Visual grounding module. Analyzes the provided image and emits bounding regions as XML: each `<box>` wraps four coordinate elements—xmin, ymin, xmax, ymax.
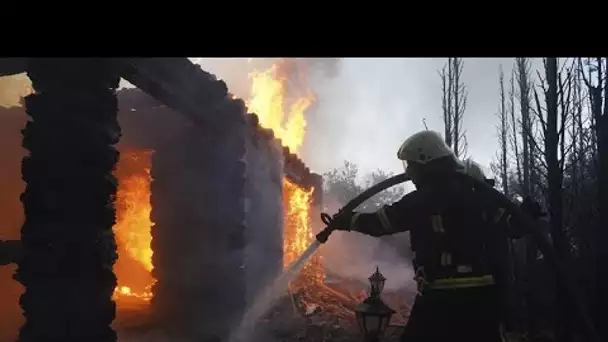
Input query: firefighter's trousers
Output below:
<box><xmin>401</xmin><ymin>285</ymin><xmax>504</xmax><ymax>342</ymax></box>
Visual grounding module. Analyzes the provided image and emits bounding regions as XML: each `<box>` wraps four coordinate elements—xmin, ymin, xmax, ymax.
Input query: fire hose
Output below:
<box><xmin>315</xmin><ymin>172</ymin><xmax>599</xmax><ymax>342</ymax></box>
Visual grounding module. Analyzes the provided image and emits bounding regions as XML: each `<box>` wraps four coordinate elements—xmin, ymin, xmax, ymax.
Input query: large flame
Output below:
<box><xmin>247</xmin><ymin>59</ymin><xmax>314</xmax><ymax>153</ymax></box>
<box><xmin>282</xmin><ymin>179</ymin><xmax>313</xmax><ymax>268</ymax></box>
<box><xmin>283</xmin><ymin>179</ymin><xmax>323</xmax><ymax>288</ymax></box>
<box><xmin>112</xmin><ymin>150</ymin><xmax>156</xmax><ymax>305</ymax></box>
<box><xmin>247</xmin><ymin>59</ymin><xmax>322</xmax><ymax>289</ymax></box>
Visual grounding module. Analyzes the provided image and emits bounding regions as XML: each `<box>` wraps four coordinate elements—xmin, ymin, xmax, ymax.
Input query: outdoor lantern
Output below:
<box><xmin>369</xmin><ymin>266</ymin><xmax>386</xmax><ymax>296</ymax></box>
<box><xmin>355</xmin><ymin>267</ymin><xmax>396</xmax><ymax>342</ymax></box>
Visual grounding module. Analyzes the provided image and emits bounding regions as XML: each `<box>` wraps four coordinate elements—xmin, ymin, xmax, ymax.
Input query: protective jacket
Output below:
<box><xmin>332</xmin><ymin>130</ymin><xmax>535</xmax><ymax>341</ymax></box>
<box><xmin>339</xmin><ymin>172</ymin><xmax>525</xmax><ymax>341</ymax></box>
<box><xmin>347</xmin><ymin>173</ymin><xmax>521</xmax><ymax>292</ymax></box>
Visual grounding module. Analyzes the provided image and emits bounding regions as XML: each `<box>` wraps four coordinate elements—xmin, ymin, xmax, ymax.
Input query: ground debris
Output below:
<box><xmin>250</xmin><ymin>280</ymin><xmax>411</xmax><ymax>342</ymax></box>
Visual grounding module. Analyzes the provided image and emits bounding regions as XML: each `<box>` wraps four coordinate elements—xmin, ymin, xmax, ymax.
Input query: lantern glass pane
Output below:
<box><xmin>381</xmin><ymin>314</ymin><xmax>392</xmax><ymax>334</ymax></box>
<box><xmin>365</xmin><ymin>315</ymin><xmax>381</xmax><ymax>335</ymax></box>
<box><xmin>356</xmin><ymin>311</ymin><xmax>366</xmax><ymax>335</ymax></box>
<box><xmin>370</xmin><ymin>279</ymin><xmax>386</xmax><ymax>295</ymax></box>
<box><xmin>377</xmin><ymin>280</ymin><xmax>385</xmax><ymax>294</ymax></box>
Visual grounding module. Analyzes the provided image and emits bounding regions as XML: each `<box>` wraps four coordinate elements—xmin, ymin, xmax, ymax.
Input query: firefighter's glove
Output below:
<box><xmin>330</xmin><ymin>211</ymin><xmax>355</xmax><ymax>231</ymax></box>
<box><xmin>520</xmin><ymin>196</ymin><xmax>547</xmax><ymax>220</ymax></box>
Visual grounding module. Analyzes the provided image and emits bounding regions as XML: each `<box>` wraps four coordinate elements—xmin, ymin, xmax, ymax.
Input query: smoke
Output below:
<box><xmin>323</xmin><ymin>231</ymin><xmax>415</xmax><ymax>291</ymax></box>
<box><xmin>320</xmin><ymin>195</ymin><xmax>416</xmax><ymax>292</ymax></box>
<box><xmin>0</xmin><ymin>74</ymin><xmax>32</xmax><ymax>108</ymax></box>
<box><xmin>191</xmin><ymin>58</ymin><xmax>342</xmax><ymax>102</ymax></box>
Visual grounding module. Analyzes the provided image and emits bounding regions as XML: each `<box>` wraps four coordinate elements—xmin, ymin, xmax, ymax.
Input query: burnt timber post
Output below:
<box><xmin>16</xmin><ymin>59</ymin><xmax>121</xmax><ymax>342</ymax></box>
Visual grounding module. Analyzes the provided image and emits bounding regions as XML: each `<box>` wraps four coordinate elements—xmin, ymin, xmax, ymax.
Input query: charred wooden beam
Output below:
<box><xmin>118</xmin><ymin>58</ymin><xmax>234</xmax><ymax>134</ymax></box>
<box><xmin>16</xmin><ymin>58</ymin><xmax>121</xmax><ymax>342</ymax></box>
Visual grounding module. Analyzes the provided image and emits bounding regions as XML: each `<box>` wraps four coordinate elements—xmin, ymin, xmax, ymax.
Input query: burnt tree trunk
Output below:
<box><xmin>498</xmin><ymin>65</ymin><xmax>509</xmax><ymax>196</ymax></box>
<box><xmin>453</xmin><ymin>58</ymin><xmax>461</xmax><ymax>157</ymax></box>
<box><xmin>596</xmin><ymin>98</ymin><xmax>608</xmax><ymax>340</ymax></box>
<box><xmin>592</xmin><ymin>58</ymin><xmax>608</xmax><ymax>341</ymax></box>
<box><xmin>509</xmin><ymin>71</ymin><xmax>523</xmax><ymax>189</ymax></box>
<box><xmin>545</xmin><ymin>58</ymin><xmax>571</xmax><ymax>341</ymax></box>
<box><xmin>440</xmin><ymin>60</ymin><xmax>453</xmax><ymax>149</ymax></box>
<box><xmin>516</xmin><ymin>58</ymin><xmax>532</xmax><ymax>197</ymax></box>
<box><xmin>16</xmin><ymin>59</ymin><xmax>121</xmax><ymax>342</ymax></box>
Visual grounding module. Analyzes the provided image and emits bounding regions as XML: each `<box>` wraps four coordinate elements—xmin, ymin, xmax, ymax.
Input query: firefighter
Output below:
<box><xmin>330</xmin><ymin>130</ymin><xmax>526</xmax><ymax>342</ymax></box>
<box><xmin>461</xmin><ymin>157</ymin><xmax>526</xmax><ymax>333</ymax></box>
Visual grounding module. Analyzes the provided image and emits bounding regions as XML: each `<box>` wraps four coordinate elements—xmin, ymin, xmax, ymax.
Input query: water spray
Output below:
<box><xmin>229</xmin><ymin>173</ymin><xmax>410</xmax><ymax>342</ymax></box>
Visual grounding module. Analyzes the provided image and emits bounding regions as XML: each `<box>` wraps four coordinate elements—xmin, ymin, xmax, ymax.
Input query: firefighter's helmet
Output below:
<box><xmin>397</xmin><ymin>130</ymin><xmax>455</xmax><ymax>165</ymax></box>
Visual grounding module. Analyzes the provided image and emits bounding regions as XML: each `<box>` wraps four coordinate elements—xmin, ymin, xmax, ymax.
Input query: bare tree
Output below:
<box><xmin>541</xmin><ymin>58</ymin><xmax>568</xmax><ymax>256</ymax></box>
<box><xmin>530</xmin><ymin>57</ymin><xmax>577</xmax><ymax>342</ymax></box>
<box><xmin>509</xmin><ymin>68</ymin><xmax>523</xmax><ymax>190</ymax></box>
<box><xmin>452</xmin><ymin>58</ymin><xmax>468</xmax><ymax>158</ymax></box>
<box><xmin>493</xmin><ymin>65</ymin><xmax>510</xmax><ymax>196</ymax></box>
<box><xmin>579</xmin><ymin>57</ymin><xmax>608</xmax><ymax>341</ymax></box>
<box><xmin>440</xmin><ymin>60</ymin><xmax>454</xmax><ymax>148</ymax></box>
<box><xmin>516</xmin><ymin>58</ymin><xmax>533</xmax><ymax>197</ymax></box>
<box><xmin>496</xmin><ymin>58</ymin><xmax>603</xmax><ymax>341</ymax></box>
<box><xmin>439</xmin><ymin>58</ymin><xmax>468</xmax><ymax>158</ymax></box>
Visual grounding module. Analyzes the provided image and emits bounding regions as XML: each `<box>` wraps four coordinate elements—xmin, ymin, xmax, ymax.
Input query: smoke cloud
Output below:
<box><xmin>320</xmin><ymin>194</ymin><xmax>416</xmax><ymax>292</ymax></box>
<box><xmin>191</xmin><ymin>58</ymin><xmax>342</xmax><ymax>103</ymax></box>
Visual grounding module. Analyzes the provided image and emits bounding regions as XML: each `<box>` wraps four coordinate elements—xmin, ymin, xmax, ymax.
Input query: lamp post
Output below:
<box><xmin>355</xmin><ymin>267</ymin><xmax>396</xmax><ymax>342</ymax></box>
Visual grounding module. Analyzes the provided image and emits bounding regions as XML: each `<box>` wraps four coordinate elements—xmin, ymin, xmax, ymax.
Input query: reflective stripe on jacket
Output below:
<box><xmin>429</xmin><ymin>274</ymin><xmax>495</xmax><ymax>290</ymax></box>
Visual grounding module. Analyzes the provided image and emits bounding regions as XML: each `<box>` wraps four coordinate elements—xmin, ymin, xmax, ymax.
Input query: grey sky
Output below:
<box><xmin>193</xmin><ymin>58</ymin><xmax>527</xmax><ymax>178</ymax></box>
<box><xmin>0</xmin><ymin>58</ymin><xmax>540</xmax><ymax>179</ymax></box>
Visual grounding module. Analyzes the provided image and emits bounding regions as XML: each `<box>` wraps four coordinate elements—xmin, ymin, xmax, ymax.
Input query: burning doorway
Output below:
<box><xmin>0</xmin><ymin>59</ymin><xmax>327</xmax><ymax>339</ymax></box>
<box><xmin>112</xmin><ymin>77</ymin><xmax>325</xmax><ymax>339</ymax></box>
<box><xmin>282</xmin><ymin>178</ymin><xmax>323</xmax><ymax>290</ymax></box>
<box><xmin>112</xmin><ymin>149</ymin><xmax>156</xmax><ymax>307</ymax></box>
<box><xmin>0</xmin><ymin>59</ymin><xmax>329</xmax><ymax>341</ymax></box>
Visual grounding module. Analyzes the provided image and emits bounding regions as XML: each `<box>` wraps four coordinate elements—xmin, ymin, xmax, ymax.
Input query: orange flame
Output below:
<box><xmin>247</xmin><ymin>60</ymin><xmax>314</xmax><ymax>154</ymax></box>
<box><xmin>283</xmin><ymin>179</ymin><xmax>323</xmax><ymax>288</ymax></box>
<box><xmin>112</xmin><ymin>150</ymin><xmax>156</xmax><ymax>304</ymax></box>
<box><xmin>282</xmin><ymin>179</ymin><xmax>314</xmax><ymax>268</ymax></box>
<box><xmin>248</xmin><ymin>59</ymin><xmax>322</xmax><ymax>289</ymax></box>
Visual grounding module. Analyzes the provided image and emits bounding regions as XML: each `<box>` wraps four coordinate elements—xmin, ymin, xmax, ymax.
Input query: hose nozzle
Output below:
<box><xmin>315</xmin><ymin>227</ymin><xmax>334</xmax><ymax>244</ymax></box>
<box><xmin>315</xmin><ymin>213</ymin><xmax>335</xmax><ymax>244</ymax></box>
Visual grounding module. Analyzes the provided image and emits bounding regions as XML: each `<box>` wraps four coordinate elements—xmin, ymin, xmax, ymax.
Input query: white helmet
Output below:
<box><xmin>397</xmin><ymin>130</ymin><xmax>455</xmax><ymax>169</ymax></box>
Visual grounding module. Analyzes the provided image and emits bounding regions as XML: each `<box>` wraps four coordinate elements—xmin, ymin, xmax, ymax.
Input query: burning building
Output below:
<box><xmin>0</xmin><ymin>59</ymin><xmax>325</xmax><ymax>341</ymax></box>
<box><xmin>113</xmin><ymin>60</ymin><xmax>325</xmax><ymax>339</ymax></box>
